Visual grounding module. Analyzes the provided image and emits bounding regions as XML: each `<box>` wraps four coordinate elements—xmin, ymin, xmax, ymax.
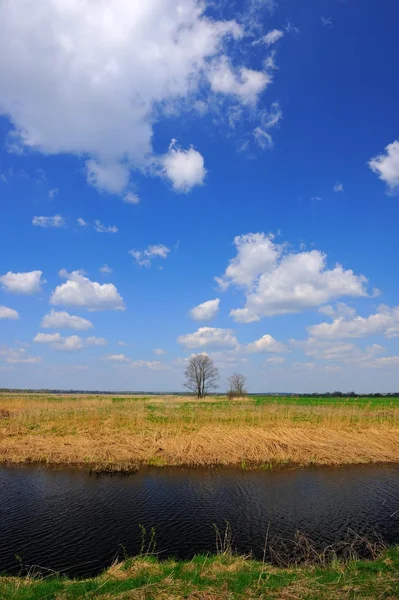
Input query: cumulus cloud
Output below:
<box><xmin>178</xmin><ymin>327</ymin><xmax>238</xmax><ymax>349</ymax></box>
<box><xmin>216</xmin><ymin>233</ymin><xmax>368</xmax><ymax>320</ymax></box>
<box><xmin>308</xmin><ymin>304</ymin><xmax>399</xmax><ymax>340</ymax></box>
<box><xmin>265</xmin><ymin>356</ymin><xmax>285</xmax><ymax>365</ymax></box>
<box><xmin>262</xmin><ymin>29</ymin><xmax>284</xmax><ymax>46</ymax></box>
<box><xmin>77</xmin><ymin>218</ymin><xmax>88</xmax><ymax>227</ymax></box>
<box><xmin>99</xmin><ymin>264</ymin><xmax>113</xmax><ymax>275</ymax></box>
<box><xmin>245</xmin><ymin>334</ymin><xmax>286</xmax><ymax>353</ymax></box>
<box><xmin>94</xmin><ymin>220</ymin><xmax>118</xmax><ymax>233</ymax></box>
<box><xmin>292</xmin><ymin>335</ymin><xmax>399</xmax><ymax>370</ymax></box>
<box><xmin>123</xmin><ymin>192</ymin><xmax>140</xmax><ymax>205</ymax></box>
<box><xmin>190</xmin><ymin>298</ymin><xmax>220</xmax><ymax>321</ymax></box>
<box><xmin>129</xmin><ymin>244</ymin><xmax>170</xmax><ymax>267</ymax></box>
<box><xmin>86</xmin><ymin>336</ymin><xmax>107</xmax><ymax>346</ymax></box>
<box><xmin>0</xmin><ymin>346</ymin><xmax>41</xmax><ymax>364</ymax></box>
<box><xmin>0</xmin><ymin>270</ymin><xmax>45</xmax><ymax>294</ymax></box>
<box><xmin>86</xmin><ymin>160</ymin><xmax>130</xmax><ymax>195</ymax></box>
<box><xmin>130</xmin><ymin>360</ymin><xmax>169</xmax><ymax>370</ymax></box>
<box><xmin>318</xmin><ymin>303</ymin><xmax>357</xmax><ymax>319</ymax></box>
<box><xmin>162</xmin><ymin>140</ymin><xmax>206</xmax><ymax>192</ymax></box>
<box><xmin>0</xmin><ymin>0</ymin><xmax>270</xmax><ymax>195</ymax></box>
<box><xmin>369</xmin><ymin>140</ymin><xmax>399</xmax><ymax>193</ymax></box>
<box><xmin>369</xmin><ymin>356</ymin><xmax>399</xmax><ymax>368</ymax></box>
<box><xmin>34</xmin><ymin>332</ymin><xmax>106</xmax><ymax>351</ymax></box>
<box><xmin>0</xmin><ymin>305</ymin><xmax>19</xmax><ymax>320</ymax></box>
<box><xmin>50</xmin><ymin>270</ymin><xmax>125</xmax><ymax>311</ymax></box>
<box><xmin>102</xmin><ymin>353</ymin><xmax>130</xmax><ymax>362</ymax></box>
<box><xmin>32</xmin><ymin>215</ymin><xmax>66</xmax><ymax>228</ymax></box>
<box><xmin>208</xmin><ymin>57</ymin><xmax>270</xmax><ymax>105</ymax></box>
<box><xmin>41</xmin><ymin>309</ymin><xmax>93</xmax><ymax>331</ymax></box>
<box><xmin>154</xmin><ymin>348</ymin><xmax>167</xmax><ymax>355</ymax></box>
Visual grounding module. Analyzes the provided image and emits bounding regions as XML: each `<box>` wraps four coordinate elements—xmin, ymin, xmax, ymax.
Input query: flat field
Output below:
<box><xmin>0</xmin><ymin>394</ymin><xmax>398</xmax><ymax>471</ymax></box>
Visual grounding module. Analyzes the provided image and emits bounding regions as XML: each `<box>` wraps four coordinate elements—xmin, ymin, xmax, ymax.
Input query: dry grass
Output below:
<box><xmin>0</xmin><ymin>393</ymin><xmax>398</xmax><ymax>470</ymax></box>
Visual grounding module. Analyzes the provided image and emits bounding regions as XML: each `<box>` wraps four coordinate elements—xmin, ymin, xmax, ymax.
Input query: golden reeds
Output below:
<box><xmin>0</xmin><ymin>394</ymin><xmax>398</xmax><ymax>471</ymax></box>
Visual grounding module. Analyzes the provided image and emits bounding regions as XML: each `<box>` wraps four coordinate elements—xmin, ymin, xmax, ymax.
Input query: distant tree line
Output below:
<box><xmin>1</xmin><ymin>383</ymin><xmax>398</xmax><ymax>399</ymax></box>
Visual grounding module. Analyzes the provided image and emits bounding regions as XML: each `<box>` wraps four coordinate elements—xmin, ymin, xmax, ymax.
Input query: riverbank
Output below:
<box><xmin>1</xmin><ymin>394</ymin><xmax>399</xmax><ymax>471</ymax></box>
<box><xmin>1</xmin><ymin>548</ymin><xmax>398</xmax><ymax>599</ymax></box>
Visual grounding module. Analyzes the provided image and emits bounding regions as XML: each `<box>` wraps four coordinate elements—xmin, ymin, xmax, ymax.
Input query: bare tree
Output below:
<box><xmin>184</xmin><ymin>354</ymin><xmax>219</xmax><ymax>398</ymax></box>
<box><xmin>227</xmin><ymin>373</ymin><xmax>247</xmax><ymax>398</ymax></box>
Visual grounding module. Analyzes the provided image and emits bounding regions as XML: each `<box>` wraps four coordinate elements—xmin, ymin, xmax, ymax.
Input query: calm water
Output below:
<box><xmin>1</xmin><ymin>464</ymin><xmax>398</xmax><ymax>577</ymax></box>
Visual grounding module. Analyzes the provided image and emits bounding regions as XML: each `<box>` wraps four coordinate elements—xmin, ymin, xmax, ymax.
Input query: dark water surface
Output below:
<box><xmin>1</xmin><ymin>464</ymin><xmax>398</xmax><ymax>577</ymax></box>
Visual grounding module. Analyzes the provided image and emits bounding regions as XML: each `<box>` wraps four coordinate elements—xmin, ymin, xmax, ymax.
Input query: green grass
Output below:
<box><xmin>252</xmin><ymin>395</ymin><xmax>399</xmax><ymax>408</ymax></box>
<box><xmin>1</xmin><ymin>548</ymin><xmax>398</xmax><ymax>599</ymax></box>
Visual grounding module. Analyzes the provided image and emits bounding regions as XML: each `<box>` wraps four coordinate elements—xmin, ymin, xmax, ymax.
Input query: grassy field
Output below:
<box><xmin>1</xmin><ymin>548</ymin><xmax>398</xmax><ymax>599</ymax></box>
<box><xmin>1</xmin><ymin>393</ymin><xmax>398</xmax><ymax>471</ymax></box>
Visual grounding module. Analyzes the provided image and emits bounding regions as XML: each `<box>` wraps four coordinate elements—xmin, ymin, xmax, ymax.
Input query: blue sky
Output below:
<box><xmin>1</xmin><ymin>0</ymin><xmax>399</xmax><ymax>393</ymax></box>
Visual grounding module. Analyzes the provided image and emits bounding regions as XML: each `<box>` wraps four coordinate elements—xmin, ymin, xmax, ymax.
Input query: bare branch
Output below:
<box><xmin>227</xmin><ymin>372</ymin><xmax>247</xmax><ymax>398</ymax></box>
<box><xmin>183</xmin><ymin>354</ymin><xmax>219</xmax><ymax>398</ymax></box>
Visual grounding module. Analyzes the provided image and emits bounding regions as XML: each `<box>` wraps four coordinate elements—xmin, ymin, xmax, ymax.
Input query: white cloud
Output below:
<box><xmin>190</xmin><ymin>298</ymin><xmax>220</xmax><ymax>321</ymax></box>
<box><xmin>129</xmin><ymin>244</ymin><xmax>170</xmax><ymax>268</ymax></box>
<box><xmin>253</xmin><ymin>127</ymin><xmax>273</xmax><ymax>150</ymax></box>
<box><xmin>308</xmin><ymin>305</ymin><xmax>399</xmax><ymax>340</ymax></box>
<box><xmin>318</xmin><ymin>302</ymin><xmax>357</xmax><ymax>319</ymax></box>
<box><xmin>262</xmin><ymin>29</ymin><xmax>284</xmax><ymax>46</ymax></box>
<box><xmin>162</xmin><ymin>140</ymin><xmax>206</xmax><ymax>192</ymax></box>
<box><xmin>50</xmin><ymin>270</ymin><xmax>125</xmax><ymax>311</ymax></box>
<box><xmin>117</xmin><ymin>340</ymin><xmax>127</xmax><ymax>347</ymax></box>
<box><xmin>208</xmin><ymin>57</ymin><xmax>270</xmax><ymax>105</ymax></box>
<box><xmin>34</xmin><ymin>332</ymin><xmax>106</xmax><ymax>351</ymax></box>
<box><xmin>103</xmin><ymin>353</ymin><xmax>130</xmax><ymax>362</ymax></box>
<box><xmin>41</xmin><ymin>309</ymin><xmax>93</xmax><ymax>331</ymax></box>
<box><xmin>293</xmin><ymin>339</ymin><xmax>359</xmax><ymax>362</ymax></box>
<box><xmin>130</xmin><ymin>360</ymin><xmax>169</xmax><ymax>370</ymax></box>
<box><xmin>86</xmin><ymin>160</ymin><xmax>130</xmax><ymax>195</ymax></box>
<box><xmin>285</xmin><ymin>21</ymin><xmax>300</xmax><ymax>35</ymax></box>
<box><xmin>293</xmin><ymin>362</ymin><xmax>316</xmax><ymax>371</ymax></box>
<box><xmin>0</xmin><ymin>305</ymin><xmax>19</xmax><ymax>320</ymax></box>
<box><xmin>99</xmin><ymin>264</ymin><xmax>113</xmax><ymax>275</ymax></box>
<box><xmin>32</xmin><ymin>215</ymin><xmax>66</xmax><ymax>228</ymax></box>
<box><xmin>123</xmin><ymin>192</ymin><xmax>140</xmax><ymax>205</ymax></box>
<box><xmin>0</xmin><ymin>0</ymin><xmax>264</xmax><ymax>195</ymax></box>
<box><xmin>178</xmin><ymin>327</ymin><xmax>238</xmax><ymax>349</ymax></box>
<box><xmin>333</xmin><ymin>181</ymin><xmax>344</xmax><ymax>192</ymax></box>
<box><xmin>77</xmin><ymin>218</ymin><xmax>88</xmax><ymax>227</ymax></box>
<box><xmin>264</xmin><ymin>51</ymin><xmax>278</xmax><ymax>71</ymax></box>
<box><xmin>369</xmin><ymin>140</ymin><xmax>399</xmax><ymax>193</ymax></box>
<box><xmin>265</xmin><ymin>356</ymin><xmax>285</xmax><ymax>365</ymax></box>
<box><xmin>86</xmin><ymin>336</ymin><xmax>107</xmax><ymax>346</ymax></box>
<box><xmin>368</xmin><ymin>356</ymin><xmax>399</xmax><ymax>368</ymax></box>
<box><xmin>0</xmin><ymin>270</ymin><xmax>45</xmax><ymax>294</ymax></box>
<box><xmin>34</xmin><ymin>333</ymin><xmax>61</xmax><ymax>344</ymax></box>
<box><xmin>48</xmin><ymin>188</ymin><xmax>59</xmax><ymax>199</ymax></box>
<box><xmin>217</xmin><ymin>233</ymin><xmax>368</xmax><ymax>320</ymax></box>
<box><xmin>229</xmin><ymin>308</ymin><xmax>260</xmax><ymax>323</ymax></box>
<box><xmin>94</xmin><ymin>220</ymin><xmax>118</xmax><ymax>233</ymax></box>
<box><xmin>365</xmin><ymin>344</ymin><xmax>385</xmax><ymax>354</ymax></box>
<box><xmin>154</xmin><ymin>348</ymin><xmax>167</xmax><ymax>355</ymax></box>
<box><xmin>0</xmin><ymin>346</ymin><xmax>41</xmax><ymax>364</ymax></box>
<box><xmin>245</xmin><ymin>334</ymin><xmax>286</xmax><ymax>353</ymax></box>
